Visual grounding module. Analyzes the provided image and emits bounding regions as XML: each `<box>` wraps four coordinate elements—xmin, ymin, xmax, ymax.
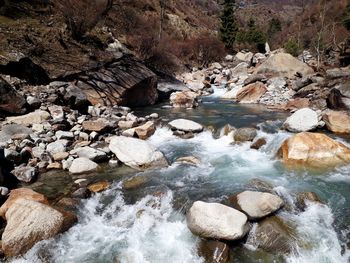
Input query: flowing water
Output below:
<box><xmin>11</xmin><ymin>87</ymin><xmax>350</xmax><ymax>263</ymax></box>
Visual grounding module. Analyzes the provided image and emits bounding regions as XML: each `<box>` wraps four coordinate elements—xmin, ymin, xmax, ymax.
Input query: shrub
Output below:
<box><xmin>284</xmin><ymin>38</ymin><xmax>301</xmax><ymax>57</ymax></box>
<box><xmin>55</xmin><ymin>0</ymin><xmax>112</xmax><ymax>40</ymax></box>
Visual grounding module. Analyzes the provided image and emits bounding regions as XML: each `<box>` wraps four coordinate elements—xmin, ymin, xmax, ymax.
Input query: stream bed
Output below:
<box><xmin>11</xmin><ymin>88</ymin><xmax>350</xmax><ymax>263</ymax></box>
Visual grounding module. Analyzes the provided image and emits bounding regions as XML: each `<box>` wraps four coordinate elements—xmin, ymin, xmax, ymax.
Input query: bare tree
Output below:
<box><xmin>314</xmin><ymin>0</ymin><xmax>327</xmax><ymax>70</ymax></box>
<box><xmin>55</xmin><ymin>0</ymin><xmax>113</xmax><ymax>40</ymax></box>
<box><xmin>159</xmin><ymin>0</ymin><xmax>167</xmax><ymax>41</ymax></box>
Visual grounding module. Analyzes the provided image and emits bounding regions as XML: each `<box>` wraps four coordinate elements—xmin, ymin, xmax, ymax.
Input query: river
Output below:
<box><xmin>11</xmin><ymin>87</ymin><xmax>350</xmax><ymax>263</ymax></box>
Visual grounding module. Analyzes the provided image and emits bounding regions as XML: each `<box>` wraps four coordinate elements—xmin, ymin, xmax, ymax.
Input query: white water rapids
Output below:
<box><xmin>9</xmin><ymin>97</ymin><xmax>350</xmax><ymax>263</ymax></box>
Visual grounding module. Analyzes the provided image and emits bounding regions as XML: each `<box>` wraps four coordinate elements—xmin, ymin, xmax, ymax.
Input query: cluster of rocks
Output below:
<box><xmin>0</xmin><ymin>90</ymin><xmax>163</xmax><ymax>184</ymax></box>
<box><xmin>188</xmin><ymin>181</ymin><xmax>324</xmax><ymax>262</ymax></box>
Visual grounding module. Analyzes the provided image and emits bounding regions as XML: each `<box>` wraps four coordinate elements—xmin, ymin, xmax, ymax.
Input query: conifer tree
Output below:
<box><xmin>219</xmin><ymin>0</ymin><xmax>239</xmax><ymax>48</ymax></box>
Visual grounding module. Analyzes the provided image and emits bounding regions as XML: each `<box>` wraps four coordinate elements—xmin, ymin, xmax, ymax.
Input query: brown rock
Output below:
<box><xmin>278</xmin><ymin>132</ymin><xmax>350</xmax><ymax>168</ymax></box>
<box><xmin>87</xmin><ymin>181</ymin><xmax>110</xmax><ymax>193</ymax></box>
<box><xmin>82</xmin><ymin>118</ymin><xmax>111</xmax><ymax>132</ymax></box>
<box><xmin>249</xmin><ymin>216</ymin><xmax>295</xmax><ymax>254</ymax></box>
<box><xmin>237</xmin><ymin>82</ymin><xmax>267</xmax><ymax>103</ymax></box>
<box><xmin>0</xmin><ymin>188</ymin><xmax>48</xmax><ymax>218</ymax></box>
<box><xmin>47</xmin><ymin>162</ymin><xmax>62</xmax><ymax>170</ymax></box>
<box><xmin>198</xmin><ymin>239</ymin><xmax>230</xmax><ymax>263</ymax></box>
<box><xmin>122</xmin><ymin>176</ymin><xmax>149</xmax><ymax>190</ymax></box>
<box><xmin>134</xmin><ymin>121</ymin><xmax>156</xmax><ymax>140</ymax></box>
<box><xmin>2</xmin><ymin>199</ymin><xmax>76</xmax><ymax>257</ymax></box>
<box><xmin>323</xmin><ymin>110</ymin><xmax>350</xmax><ymax>134</ymax></box>
<box><xmin>170</xmin><ymin>91</ymin><xmax>198</xmax><ymax>108</ymax></box>
<box><xmin>296</xmin><ymin>192</ymin><xmax>322</xmax><ymax>211</ymax></box>
<box><xmin>53</xmin><ymin>152</ymin><xmax>69</xmax><ymax>161</ymax></box>
<box><xmin>0</xmin><ymin>77</ymin><xmax>26</xmax><ymax>116</ymax></box>
<box><xmin>284</xmin><ymin>98</ymin><xmax>310</xmax><ymax>111</ymax></box>
<box><xmin>175</xmin><ymin>156</ymin><xmax>201</xmax><ymax>166</ymax></box>
<box><xmin>250</xmin><ymin>138</ymin><xmax>267</xmax><ymax>150</ymax></box>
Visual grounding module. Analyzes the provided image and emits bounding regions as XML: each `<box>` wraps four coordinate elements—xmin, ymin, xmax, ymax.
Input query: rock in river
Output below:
<box><xmin>229</xmin><ymin>191</ymin><xmax>284</xmax><ymax>220</ymax></box>
<box><xmin>109</xmin><ymin>136</ymin><xmax>168</xmax><ymax>170</ymax></box>
<box><xmin>2</xmin><ymin>199</ymin><xmax>76</xmax><ymax>257</ymax></box>
<box><xmin>322</xmin><ymin>110</ymin><xmax>350</xmax><ymax>134</ymax></box>
<box><xmin>278</xmin><ymin>132</ymin><xmax>350</xmax><ymax>168</ymax></box>
<box><xmin>170</xmin><ymin>91</ymin><xmax>198</xmax><ymax>108</ymax></box>
<box><xmin>186</xmin><ymin>201</ymin><xmax>249</xmax><ymax>241</ymax></box>
<box><xmin>283</xmin><ymin>108</ymin><xmax>319</xmax><ymax>132</ymax></box>
<box><xmin>246</xmin><ymin>216</ymin><xmax>295</xmax><ymax>254</ymax></box>
<box><xmin>69</xmin><ymin>157</ymin><xmax>99</xmax><ymax>174</ymax></box>
<box><xmin>168</xmin><ymin>119</ymin><xmax>203</xmax><ymax>133</ymax></box>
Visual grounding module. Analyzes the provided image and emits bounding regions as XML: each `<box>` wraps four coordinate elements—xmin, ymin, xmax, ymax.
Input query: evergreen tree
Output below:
<box><xmin>219</xmin><ymin>0</ymin><xmax>239</xmax><ymax>48</ymax></box>
<box><xmin>267</xmin><ymin>17</ymin><xmax>282</xmax><ymax>39</ymax></box>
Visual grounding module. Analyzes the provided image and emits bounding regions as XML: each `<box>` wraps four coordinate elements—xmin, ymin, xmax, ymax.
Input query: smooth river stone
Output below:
<box><xmin>187</xmin><ymin>201</ymin><xmax>249</xmax><ymax>241</ymax></box>
<box><xmin>232</xmin><ymin>191</ymin><xmax>284</xmax><ymax>220</ymax></box>
<box><xmin>109</xmin><ymin>136</ymin><xmax>168</xmax><ymax>171</ymax></box>
<box><xmin>168</xmin><ymin>119</ymin><xmax>203</xmax><ymax>133</ymax></box>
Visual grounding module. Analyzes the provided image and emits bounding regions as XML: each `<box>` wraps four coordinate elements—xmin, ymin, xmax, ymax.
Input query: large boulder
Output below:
<box><xmin>170</xmin><ymin>91</ymin><xmax>198</xmax><ymax>108</ymax></box>
<box><xmin>236</xmin><ymin>82</ymin><xmax>267</xmax><ymax>103</ymax></box>
<box><xmin>109</xmin><ymin>136</ymin><xmax>168</xmax><ymax>170</ymax></box>
<box><xmin>283</xmin><ymin>108</ymin><xmax>319</xmax><ymax>132</ymax></box>
<box><xmin>322</xmin><ymin>110</ymin><xmax>350</xmax><ymax>134</ymax></box>
<box><xmin>278</xmin><ymin>132</ymin><xmax>350</xmax><ymax>168</ymax></box>
<box><xmin>69</xmin><ymin>157</ymin><xmax>99</xmax><ymax>174</ymax></box>
<box><xmin>254</xmin><ymin>53</ymin><xmax>314</xmax><ymax>78</ymax></box>
<box><xmin>168</xmin><ymin>119</ymin><xmax>203</xmax><ymax>133</ymax></box>
<box><xmin>246</xmin><ymin>216</ymin><xmax>295</xmax><ymax>254</ymax></box>
<box><xmin>75</xmin><ymin>57</ymin><xmax>158</xmax><ymax>107</ymax></box>
<box><xmin>229</xmin><ymin>191</ymin><xmax>284</xmax><ymax>220</ymax></box>
<box><xmin>0</xmin><ymin>188</ymin><xmax>48</xmax><ymax>218</ymax></box>
<box><xmin>2</xmin><ymin>199</ymin><xmax>76</xmax><ymax>257</ymax></box>
<box><xmin>186</xmin><ymin>201</ymin><xmax>249</xmax><ymax>240</ymax></box>
<box><xmin>0</xmin><ymin>76</ymin><xmax>26</xmax><ymax>116</ymax></box>
<box><xmin>6</xmin><ymin>110</ymin><xmax>50</xmax><ymax>126</ymax></box>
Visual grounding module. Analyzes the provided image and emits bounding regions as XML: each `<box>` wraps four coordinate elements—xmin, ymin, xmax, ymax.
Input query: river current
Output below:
<box><xmin>11</xmin><ymin>87</ymin><xmax>350</xmax><ymax>263</ymax></box>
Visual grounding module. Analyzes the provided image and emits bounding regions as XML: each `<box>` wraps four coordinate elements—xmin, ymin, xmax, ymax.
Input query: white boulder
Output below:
<box><xmin>187</xmin><ymin>201</ymin><xmax>249</xmax><ymax>240</ymax></box>
<box><xmin>109</xmin><ymin>136</ymin><xmax>168</xmax><ymax>170</ymax></box>
<box><xmin>283</xmin><ymin>108</ymin><xmax>319</xmax><ymax>132</ymax></box>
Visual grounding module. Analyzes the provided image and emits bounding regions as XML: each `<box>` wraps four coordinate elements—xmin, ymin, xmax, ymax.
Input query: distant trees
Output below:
<box><xmin>55</xmin><ymin>0</ymin><xmax>113</xmax><ymax>40</ymax></box>
<box><xmin>219</xmin><ymin>0</ymin><xmax>239</xmax><ymax>48</ymax></box>
<box><xmin>235</xmin><ymin>19</ymin><xmax>267</xmax><ymax>52</ymax></box>
<box><xmin>267</xmin><ymin>18</ymin><xmax>282</xmax><ymax>40</ymax></box>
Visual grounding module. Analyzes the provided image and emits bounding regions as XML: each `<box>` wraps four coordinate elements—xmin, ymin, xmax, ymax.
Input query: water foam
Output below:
<box><xmin>11</xmin><ymin>189</ymin><xmax>203</xmax><ymax>263</ymax></box>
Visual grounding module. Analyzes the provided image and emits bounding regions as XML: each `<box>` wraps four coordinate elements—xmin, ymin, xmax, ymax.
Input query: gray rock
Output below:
<box><xmin>46</xmin><ymin>140</ymin><xmax>68</xmax><ymax>155</ymax></box>
<box><xmin>234</xmin><ymin>128</ymin><xmax>257</xmax><ymax>142</ymax></box>
<box><xmin>12</xmin><ymin>166</ymin><xmax>37</xmax><ymax>183</ymax></box>
<box><xmin>0</xmin><ymin>124</ymin><xmax>32</xmax><ymax>144</ymax></box>
<box><xmin>55</xmin><ymin>131</ymin><xmax>74</xmax><ymax>140</ymax></box>
<box><xmin>69</xmin><ymin>158</ymin><xmax>99</xmax><ymax>174</ymax></box>
<box><xmin>73</xmin><ymin>147</ymin><xmax>107</xmax><ymax>162</ymax></box>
